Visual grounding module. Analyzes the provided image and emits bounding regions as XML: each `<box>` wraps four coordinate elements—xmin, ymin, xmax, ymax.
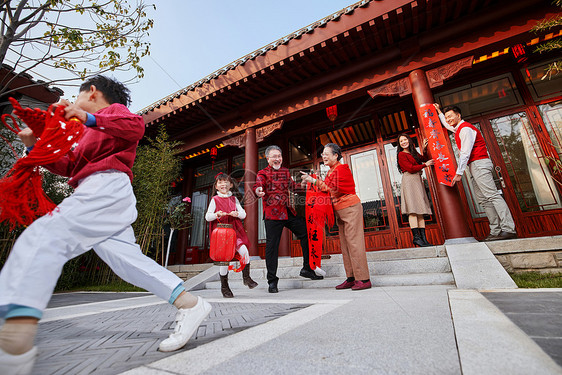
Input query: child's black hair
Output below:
<box><xmin>79</xmin><ymin>75</ymin><xmax>131</xmax><ymax>106</ymax></box>
<box><xmin>212</xmin><ymin>172</ymin><xmax>244</xmax><ymax>203</ymax></box>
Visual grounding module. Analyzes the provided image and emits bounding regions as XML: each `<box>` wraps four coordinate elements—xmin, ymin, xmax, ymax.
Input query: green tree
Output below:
<box><xmin>132</xmin><ymin>125</ymin><xmax>182</xmax><ymax>260</ymax></box>
<box><xmin>0</xmin><ymin>0</ymin><xmax>155</xmax><ymax>97</ymax></box>
<box><xmin>532</xmin><ymin>0</ymin><xmax>562</xmax><ymax>79</ymax></box>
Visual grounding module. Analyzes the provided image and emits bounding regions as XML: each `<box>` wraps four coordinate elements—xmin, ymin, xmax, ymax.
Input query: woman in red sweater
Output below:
<box><xmin>301</xmin><ymin>143</ymin><xmax>371</xmax><ymax>290</ymax></box>
<box><xmin>397</xmin><ymin>133</ymin><xmax>434</xmax><ymax>247</ymax></box>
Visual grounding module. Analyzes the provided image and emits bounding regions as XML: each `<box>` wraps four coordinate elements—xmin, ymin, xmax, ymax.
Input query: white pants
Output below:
<box><xmin>219</xmin><ymin>245</ymin><xmax>249</xmax><ymax>276</ymax></box>
<box><xmin>469</xmin><ymin>158</ymin><xmax>516</xmax><ymax>235</ymax></box>
<box><xmin>0</xmin><ymin>171</ymin><xmax>182</xmax><ymax>313</ymax></box>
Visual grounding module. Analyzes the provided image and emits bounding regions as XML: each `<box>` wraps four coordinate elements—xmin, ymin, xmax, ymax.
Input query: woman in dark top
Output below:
<box><xmin>397</xmin><ymin>133</ymin><xmax>434</xmax><ymax>247</ymax></box>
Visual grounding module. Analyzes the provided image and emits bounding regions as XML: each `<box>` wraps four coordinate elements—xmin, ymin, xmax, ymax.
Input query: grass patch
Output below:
<box><xmin>510</xmin><ymin>272</ymin><xmax>562</xmax><ymax>288</ymax></box>
<box><xmin>56</xmin><ymin>281</ymin><xmax>147</xmax><ymax>293</ymax></box>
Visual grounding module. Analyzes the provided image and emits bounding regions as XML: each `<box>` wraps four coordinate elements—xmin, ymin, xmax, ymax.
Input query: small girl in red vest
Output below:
<box><xmin>206</xmin><ymin>173</ymin><xmax>258</xmax><ymax>297</ymax></box>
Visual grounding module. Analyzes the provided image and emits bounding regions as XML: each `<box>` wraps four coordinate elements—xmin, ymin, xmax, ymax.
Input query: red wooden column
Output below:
<box><xmin>409</xmin><ymin>69</ymin><xmax>471</xmax><ymax>239</ymax></box>
<box><xmin>244</xmin><ymin>128</ymin><xmax>259</xmax><ymax>256</ymax></box>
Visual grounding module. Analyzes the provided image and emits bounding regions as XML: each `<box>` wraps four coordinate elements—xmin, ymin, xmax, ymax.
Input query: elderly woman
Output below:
<box><xmin>301</xmin><ymin>143</ymin><xmax>371</xmax><ymax>290</ymax></box>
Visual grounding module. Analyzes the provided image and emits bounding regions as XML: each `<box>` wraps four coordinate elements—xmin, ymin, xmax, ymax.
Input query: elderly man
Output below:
<box><xmin>436</xmin><ymin>103</ymin><xmax>517</xmax><ymax>241</ymax></box>
<box><xmin>254</xmin><ymin>145</ymin><xmax>322</xmax><ymax>293</ymax></box>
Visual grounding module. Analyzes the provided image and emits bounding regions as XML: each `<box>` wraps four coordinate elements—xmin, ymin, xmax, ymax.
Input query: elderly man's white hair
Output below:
<box><xmin>265</xmin><ymin>145</ymin><xmax>282</xmax><ymax>158</ymax></box>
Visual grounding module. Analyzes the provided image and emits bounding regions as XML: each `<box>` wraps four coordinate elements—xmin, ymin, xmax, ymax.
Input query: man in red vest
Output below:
<box><xmin>436</xmin><ymin>104</ymin><xmax>517</xmax><ymax>241</ymax></box>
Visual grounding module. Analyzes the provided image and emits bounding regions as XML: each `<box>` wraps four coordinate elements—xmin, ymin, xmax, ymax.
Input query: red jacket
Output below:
<box><xmin>253</xmin><ymin>165</ymin><xmax>301</xmax><ymax>220</ymax></box>
<box><xmin>44</xmin><ymin>103</ymin><xmax>144</xmax><ymax>187</ymax></box>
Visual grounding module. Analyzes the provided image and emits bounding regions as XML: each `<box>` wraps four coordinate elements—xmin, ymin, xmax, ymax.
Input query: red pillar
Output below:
<box><xmin>409</xmin><ymin>69</ymin><xmax>472</xmax><ymax>239</ymax></box>
<box><xmin>244</xmin><ymin>128</ymin><xmax>259</xmax><ymax>256</ymax></box>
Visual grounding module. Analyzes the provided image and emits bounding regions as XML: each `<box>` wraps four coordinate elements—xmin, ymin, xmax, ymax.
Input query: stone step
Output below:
<box><xmin>222</xmin><ymin>257</ymin><xmax>451</xmax><ymax>280</ymax></box>
<box><xmin>205</xmin><ymin>272</ymin><xmax>455</xmax><ymax>290</ymax></box>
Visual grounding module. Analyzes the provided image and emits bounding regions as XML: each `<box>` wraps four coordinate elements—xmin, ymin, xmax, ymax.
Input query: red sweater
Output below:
<box><xmin>398</xmin><ymin>151</ymin><xmax>428</xmax><ymax>174</ymax></box>
<box><xmin>317</xmin><ymin>162</ymin><xmax>360</xmax><ymax>211</ymax></box>
<box><xmin>44</xmin><ymin>103</ymin><xmax>144</xmax><ymax>188</ymax></box>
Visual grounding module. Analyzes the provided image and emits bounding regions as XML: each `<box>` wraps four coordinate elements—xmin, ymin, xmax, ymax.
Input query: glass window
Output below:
<box><xmin>538</xmin><ymin>100</ymin><xmax>562</xmax><ymax>159</ymax></box>
<box><xmin>489</xmin><ymin>112</ymin><xmax>562</xmax><ymax>212</ymax></box>
<box><xmin>189</xmin><ymin>190</ymin><xmax>209</xmax><ymax>247</ymax></box>
<box><xmin>349</xmin><ymin>150</ymin><xmax>390</xmax><ymax>232</ymax></box>
<box><xmin>288</xmin><ymin>134</ymin><xmax>312</xmax><ymax>164</ymax></box>
<box><xmin>384</xmin><ymin>138</ymin><xmax>437</xmax><ymax>227</ymax></box>
<box><xmin>436</xmin><ymin>74</ymin><xmax>523</xmax><ymax>118</ymax></box>
<box><xmin>523</xmin><ymin>60</ymin><xmax>562</xmax><ymax>101</ymax></box>
<box><xmin>447</xmin><ymin>126</ymin><xmax>487</xmax><ymax>218</ymax></box>
<box><xmin>194</xmin><ymin>161</ymin><xmax>227</xmax><ymax>189</ymax></box>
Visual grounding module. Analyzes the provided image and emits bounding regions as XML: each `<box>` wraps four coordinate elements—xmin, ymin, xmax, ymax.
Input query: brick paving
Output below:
<box><xmin>47</xmin><ymin>293</ymin><xmax>152</xmax><ymax>308</ymax></box>
<box><xmin>33</xmin><ymin>301</ymin><xmax>309</xmax><ymax>375</ymax></box>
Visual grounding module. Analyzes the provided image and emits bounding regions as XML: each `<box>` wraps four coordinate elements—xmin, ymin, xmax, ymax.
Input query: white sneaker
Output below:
<box><xmin>158</xmin><ymin>297</ymin><xmax>212</xmax><ymax>352</ymax></box>
<box><xmin>0</xmin><ymin>346</ymin><xmax>38</xmax><ymax>375</ymax></box>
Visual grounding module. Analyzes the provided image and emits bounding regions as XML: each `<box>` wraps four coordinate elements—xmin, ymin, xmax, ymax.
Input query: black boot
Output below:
<box><xmin>419</xmin><ymin>228</ymin><xmax>433</xmax><ymax>246</ymax></box>
<box><xmin>411</xmin><ymin>228</ymin><xmax>426</xmax><ymax>247</ymax></box>
<box><xmin>242</xmin><ymin>264</ymin><xmax>258</xmax><ymax>289</ymax></box>
<box><xmin>220</xmin><ymin>273</ymin><xmax>234</xmax><ymax>298</ymax></box>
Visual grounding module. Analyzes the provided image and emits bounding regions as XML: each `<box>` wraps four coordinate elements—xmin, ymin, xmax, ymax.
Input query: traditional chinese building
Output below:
<box><xmin>140</xmin><ymin>0</ymin><xmax>562</xmax><ymax>265</ymax></box>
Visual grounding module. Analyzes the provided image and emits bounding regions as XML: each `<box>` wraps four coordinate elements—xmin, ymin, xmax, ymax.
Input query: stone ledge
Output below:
<box><xmin>487</xmin><ymin>235</ymin><xmax>562</xmax><ymax>255</ymax></box>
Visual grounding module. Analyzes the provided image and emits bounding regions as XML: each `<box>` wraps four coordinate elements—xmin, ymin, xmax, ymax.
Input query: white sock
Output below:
<box><xmin>173</xmin><ymin>293</ymin><xmax>198</xmax><ymax>310</ymax></box>
<box><xmin>0</xmin><ymin>322</ymin><xmax>37</xmax><ymax>355</ymax></box>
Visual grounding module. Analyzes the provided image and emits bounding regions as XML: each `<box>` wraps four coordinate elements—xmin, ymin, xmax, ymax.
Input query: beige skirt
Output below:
<box><xmin>400</xmin><ymin>171</ymin><xmax>432</xmax><ymax>215</ymax></box>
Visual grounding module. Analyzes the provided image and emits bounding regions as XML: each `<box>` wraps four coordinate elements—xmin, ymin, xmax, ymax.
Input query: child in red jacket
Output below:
<box><xmin>0</xmin><ymin>76</ymin><xmax>211</xmax><ymax>375</ymax></box>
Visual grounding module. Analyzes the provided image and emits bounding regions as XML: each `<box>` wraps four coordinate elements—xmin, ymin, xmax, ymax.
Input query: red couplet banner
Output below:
<box><xmin>419</xmin><ymin>103</ymin><xmax>457</xmax><ymax>187</ymax></box>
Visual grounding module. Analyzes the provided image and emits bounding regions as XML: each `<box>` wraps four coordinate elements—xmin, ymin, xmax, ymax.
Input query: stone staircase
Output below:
<box><xmin>201</xmin><ymin>246</ymin><xmax>454</xmax><ymax>290</ymax></box>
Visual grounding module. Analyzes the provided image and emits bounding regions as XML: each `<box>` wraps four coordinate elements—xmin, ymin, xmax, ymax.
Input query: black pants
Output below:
<box><xmin>264</xmin><ymin>210</ymin><xmax>310</xmax><ymax>284</ymax></box>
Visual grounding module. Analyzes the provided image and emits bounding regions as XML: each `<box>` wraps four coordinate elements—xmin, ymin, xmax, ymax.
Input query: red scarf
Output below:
<box><xmin>0</xmin><ymin>98</ymin><xmax>84</xmax><ymax>229</ymax></box>
<box><xmin>305</xmin><ymin>174</ymin><xmax>334</xmax><ymax>271</ymax></box>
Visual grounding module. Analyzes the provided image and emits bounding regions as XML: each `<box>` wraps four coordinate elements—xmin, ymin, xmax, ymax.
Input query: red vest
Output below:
<box><xmin>209</xmin><ymin>195</ymin><xmax>250</xmax><ymax>250</ymax></box>
<box><xmin>454</xmin><ymin>122</ymin><xmax>488</xmax><ymax>164</ymax></box>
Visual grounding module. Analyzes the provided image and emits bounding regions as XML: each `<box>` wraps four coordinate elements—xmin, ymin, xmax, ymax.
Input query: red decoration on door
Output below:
<box><xmin>305</xmin><ymin>175</ymin><xmax>334</xmax><ymax>275</ymax></box>
<box><xmin>419</xmin><ymin>103</ymin><xmax>457</xmax><ymax>187</ymax></box>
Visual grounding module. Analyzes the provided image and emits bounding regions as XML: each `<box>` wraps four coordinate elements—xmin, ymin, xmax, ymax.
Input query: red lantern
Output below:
<box><xmin>209</xmin><ymin>223</ymin><xmax>236</xmax><ymax>265</ymax></box>
<box><xmin>511</xmin><ymin>44</ymin><xmax>527</xmax><ymax>64</ymax></box>
<box><xmin>210</xmin><ymin>146</ymin><xmax>218</xmax><ymax>169</ymax></box>
<box><xmin>326</xmin><ymin>105</ymin><xmax>338</xmax><ymax>122</ymax></box>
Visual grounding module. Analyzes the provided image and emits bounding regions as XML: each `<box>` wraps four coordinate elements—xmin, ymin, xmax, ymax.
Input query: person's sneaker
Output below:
<box><xmin>300</xmin><ymin>268</ymin><xmax>324</xmax><ymax>280</ymax></box>
<box><xmin>0</xmin><ymin>346</ymin><xmax>38</xmax><ymax>375</ymax></box>
<box><xmin>335</xmin><ymin>280</ymin><xmax>355</xmax><ymax>290</ymax></box>
<box><xmin>496</xmin><ymin>231</ymin><xmax>517</xmax><ymax>240</ymax></box>
<box><xmin>351</xmin><ymin>280</ymin><xmax>372</xmax><ymax>290</ymax></box>
<box><xmin>158</xmin><ymin>297</ymin><xmax>212</xmax><ymax>352</ymax></box>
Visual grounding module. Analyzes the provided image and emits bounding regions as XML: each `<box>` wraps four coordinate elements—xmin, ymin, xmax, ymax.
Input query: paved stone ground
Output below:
<box><xmin>33</xmin><ymin>300</ymin><xmax>309</xmax><ymax>375</ymax></box>
<box><xmin>483</xmin><ymin>291</ymin><xmax>562</xmax><ymax>367</ymax></box>
<box><xmin>47</xmin><ymin>293</ymin><xmax>152</xmax><ymax>308</ymax></box>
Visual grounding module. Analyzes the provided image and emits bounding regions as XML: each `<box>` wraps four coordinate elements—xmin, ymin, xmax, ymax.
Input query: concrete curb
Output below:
<box><xmin>448</xmin><ymin>289</ymin><xmax>562</xmax><ymax>375</ymax></box>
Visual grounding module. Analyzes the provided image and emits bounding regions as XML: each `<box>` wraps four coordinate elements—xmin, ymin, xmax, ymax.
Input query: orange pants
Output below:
<box><xmin>335</xmin><ymin>202</ymin><xmax>370</xmax><ymax>281</ymax></box>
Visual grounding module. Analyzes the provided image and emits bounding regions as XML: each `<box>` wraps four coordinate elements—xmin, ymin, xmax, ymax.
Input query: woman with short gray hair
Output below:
<box><xmin>301</xmin><ymin>143</ymin><xmax>371</xmax><ymax>290</ymax></box>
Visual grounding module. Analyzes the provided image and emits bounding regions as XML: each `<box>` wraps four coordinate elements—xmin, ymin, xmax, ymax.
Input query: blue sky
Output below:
<box><xmin>123</xmin><ymin>0</ymin><xmax>356</xmax><ymax>112</ymax></box>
